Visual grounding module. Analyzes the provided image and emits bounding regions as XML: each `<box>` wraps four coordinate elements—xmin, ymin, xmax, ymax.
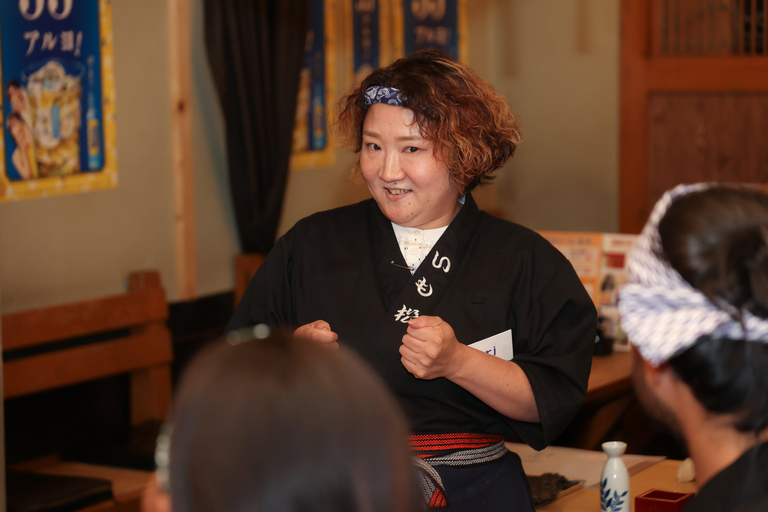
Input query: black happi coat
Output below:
<box><xmin>228</xmin><ymin>194</ymin><xmax>596</xmax><ymax>449</ymax></box>
<box><xmin>684</xmin><ymin>442</ymin><xmax>768</xmax><ymax>512</ymax></box>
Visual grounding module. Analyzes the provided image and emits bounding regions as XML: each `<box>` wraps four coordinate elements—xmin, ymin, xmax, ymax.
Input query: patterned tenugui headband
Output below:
<box><xmin>363</xmin><ymin>85</ymin><xmax>437</xmax><ymax>118</ymax></box>
<box><xmin>364</xmin><ymin>85</ymin><xmax>405</xmax><ymax>107</ymax></box>
<box><xmin>618</xmin><ymin>183</ymin><xmax>768</xmax><ymax>365</ymax></box>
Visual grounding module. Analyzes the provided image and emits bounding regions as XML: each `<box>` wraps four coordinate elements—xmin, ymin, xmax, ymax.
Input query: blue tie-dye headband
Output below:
<box><xmin>364</xmin><ymin>86</ymin><xmax>405</xmax><ymax>107</ymax></box>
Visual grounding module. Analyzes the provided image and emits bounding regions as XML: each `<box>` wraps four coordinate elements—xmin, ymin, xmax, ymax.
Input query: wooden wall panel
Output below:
<box><xmin>622</xmin><ymin>0</ymin><xmax>768</xmax><ymax>233</ymax></box>
<box><xmin>646</xmin><ymin>92</ymin><xmax>768</xmax><ymax>212</ymax></box>
<box><xmin>651</xmin><ymin>0</ymin><xmax>766</xmax><ymax>57</ymax></box>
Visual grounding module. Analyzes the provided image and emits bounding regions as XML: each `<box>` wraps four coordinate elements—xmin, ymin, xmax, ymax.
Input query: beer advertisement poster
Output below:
<box><xmin>0</xmin><ymin>0</ymin><xmax>117</xmax><ymax>202</ymax></box>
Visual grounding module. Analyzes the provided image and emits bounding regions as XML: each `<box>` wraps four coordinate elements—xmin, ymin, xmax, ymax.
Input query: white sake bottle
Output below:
<box><xmin>601</xmin><ymin>441</ymin><xmax>630</xmax><ymax>512</ymax></box>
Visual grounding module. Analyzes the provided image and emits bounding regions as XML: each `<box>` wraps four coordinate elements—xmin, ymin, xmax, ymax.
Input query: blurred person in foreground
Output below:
<box><xmin>619</xmin><ymin>183</ymin><xmax>768</xmax><ymax>512</ymax></box>
<box><xmin>143</xmin><ymin>328</ymin><xmax>421</xmax><ymax>512</ymax></box>
<box><xmin>229</xmin><ymin>49</ymin><xmax>596</xmax><ymax>511</ymax></box>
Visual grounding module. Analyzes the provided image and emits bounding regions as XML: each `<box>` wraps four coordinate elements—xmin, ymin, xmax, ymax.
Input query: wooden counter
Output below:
<box><xmin>587</xmin><ymin>350</ymin><xmax>633</xmax><ymax>403</ymax></box>
<box><xmin>13</xmin><ymin>456</ymin><xmax>153</xmax><ymax>512</ymax></box>
<box><xmin>540</xmin><ymin>459</ymin><xmax>697</xmax><ymax>511</ymax></box>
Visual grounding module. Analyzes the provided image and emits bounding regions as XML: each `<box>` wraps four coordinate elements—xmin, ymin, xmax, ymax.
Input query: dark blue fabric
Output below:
<box><xmin>430</xmin><ymin>451</ymin><xmax>534</xmax><ymax>512</ymax></box>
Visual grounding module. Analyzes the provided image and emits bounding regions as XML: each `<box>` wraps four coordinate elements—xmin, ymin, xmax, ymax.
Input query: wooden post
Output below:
<box><xmin>129</xmin><ymin>272</ymin><xmax>173</xmax><ymax>425</ymax></box>
<box><xmin>620</xmin><ymin>0</ymin><xmax>651</xmax><ymax>233</ymax></box>
<box><xmin>169</xmin><ymin>0</ymin><xmax>197</xmax><ymax>299</ymax></box>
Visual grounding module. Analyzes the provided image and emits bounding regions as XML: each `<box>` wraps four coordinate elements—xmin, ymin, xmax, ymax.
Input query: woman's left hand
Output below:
<box><xmin>400</xmin><ymin>316</ymin><xmax>540</xmax><ymax>422</ymax></box>
<box><xmin>400</xmin><ymin>315</ymin><xmax>465</xmax><ymax>379</ymax></box>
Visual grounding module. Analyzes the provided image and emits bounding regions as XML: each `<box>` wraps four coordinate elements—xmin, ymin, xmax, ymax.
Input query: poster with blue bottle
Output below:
<box><xmin>0</xmin><ymin>0</ymin><xmax>118</xmax><ymax>202</ymax></box>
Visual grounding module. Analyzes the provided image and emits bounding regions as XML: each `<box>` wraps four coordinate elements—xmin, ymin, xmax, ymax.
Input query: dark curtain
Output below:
<box><xmin>204</xmin><ymin>0</ymin><xmax>309</xmax><ymax>253</ymax></box>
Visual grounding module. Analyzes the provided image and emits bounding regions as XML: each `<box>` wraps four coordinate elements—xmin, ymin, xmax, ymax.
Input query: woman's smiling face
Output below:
<box><xmin>360</xmin><ymin>103</ymin><xmax>460</xmax><ymax>229</ymax></box>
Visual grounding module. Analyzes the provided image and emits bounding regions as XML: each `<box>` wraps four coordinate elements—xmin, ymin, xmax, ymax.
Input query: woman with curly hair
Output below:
<box><xmin>229</xmin><ymin>50</ymin><xmax>596</xmax><ymax>511</ymax></box>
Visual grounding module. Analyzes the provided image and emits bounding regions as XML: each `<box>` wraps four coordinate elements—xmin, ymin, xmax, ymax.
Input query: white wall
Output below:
<box><xmin>476</xmin><ymin>0</ymin><xmax>620</xmax><ymax>232</ymax></box>
<box><xmin>190</xmin><ymin>0</ymin><xmax>239</xmax><ymax>296</ymax></box>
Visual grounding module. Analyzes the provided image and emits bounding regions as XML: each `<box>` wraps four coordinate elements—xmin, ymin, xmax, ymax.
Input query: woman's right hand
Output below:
<box><xmin>294</xmin><ymin>320</ymin><xmax>339</xmax><ymax>349</ymax></box>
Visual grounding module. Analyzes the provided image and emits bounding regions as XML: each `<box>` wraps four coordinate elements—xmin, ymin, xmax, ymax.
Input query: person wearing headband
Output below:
<box><xmin>619</xmin><ymin>183</ymin><xmax>768</xmax><ymax>512</ymax></box>
<box><xmin>229</xmin><ymin>50</ymin><xmax>596</xmax><ymax>511</ymax></box>
<box><xmin>143</xmin><ymin>329</ymin><xmax>421</xmax><ymax>512</ymax></box>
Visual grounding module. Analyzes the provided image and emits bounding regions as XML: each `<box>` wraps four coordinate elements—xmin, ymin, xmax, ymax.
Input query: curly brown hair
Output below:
<box><xmin>334</xmin><ymin>50</ymin><xmax>522</xmax><ymax>194</ymax></box>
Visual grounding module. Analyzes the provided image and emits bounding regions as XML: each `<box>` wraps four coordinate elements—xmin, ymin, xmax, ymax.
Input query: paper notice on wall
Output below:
<box><xmin>540</xmin><ymin>231</ymin><xmax>639</xmax><ymax>349</ymax></box>
<box><xmin>539</xmin><ymin>231</ymin><xmax>603</xmax><ymax>305</ymax></box>
<box><xmin>598</xmin><ymin>234</ymin><xmax>638</xmax><ymax>348</ymax></box>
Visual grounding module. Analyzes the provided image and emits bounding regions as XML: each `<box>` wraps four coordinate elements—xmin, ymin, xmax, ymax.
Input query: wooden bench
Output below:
<box><xmin>2</xmin><ymin>271</ymin><xmax>173</xmax><ymax>512</ymax></box>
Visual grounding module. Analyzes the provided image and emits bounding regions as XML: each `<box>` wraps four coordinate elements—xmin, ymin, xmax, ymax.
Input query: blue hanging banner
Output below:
<box><xmin>352</xmin><ymin>0</ymin><xmax>381</xmax><ymax>82</ymax></box>
<box><xmin>402</xmin><ymin>0</ymin><xmax>460</xmax><ymax>59</ymax></box>
<box><xmin>291</xmin><ymin>0</ymin><xmax>336</xmax><ymax>169</ymax></box>
<box><xmin>0</xmin><ymin>0</ymin><xmax>117</xmax><ymax>202</ymax></box>
<box><xmin>306</xmin><ymin>0</ymin><xmax>327</xmax><ymax>152</ymax></box>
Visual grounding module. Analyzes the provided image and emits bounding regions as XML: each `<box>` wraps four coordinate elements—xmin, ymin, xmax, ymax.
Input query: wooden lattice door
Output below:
<box><xmin>620</xmin><ymin>0</ymin><xmax>768</xmax><ymax>233</ymax></box>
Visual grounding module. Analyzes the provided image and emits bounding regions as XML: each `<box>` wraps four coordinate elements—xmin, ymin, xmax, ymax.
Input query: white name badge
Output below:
<box><xmin>469</xmin><ymin>329</ymin><xmax>514</xmax><ymax>360</ymax></box>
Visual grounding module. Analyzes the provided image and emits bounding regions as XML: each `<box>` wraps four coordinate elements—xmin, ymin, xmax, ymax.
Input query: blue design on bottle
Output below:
<box><xmin>86</xmin><ymin>89</ymin><xmax>102</xmax><ymax>170</ymax></box>
<box><xmin>86</xmin><ymin>55</ymin><xmax>103</xmax><ymax>170</ymax></box>
<box><xmin>601</xmin><ymin>479</ymin><xmax>628</xmax><ymax>512</ymax></box>
<box><xmin>311</xmin><ymin>82</ymin><xmax>326</xmax><ymax>150</ymax></box>
<box><xmin>51</xmin><ymin>105</ymin><xmax>60</xmax><ymax>139</ymax></box>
